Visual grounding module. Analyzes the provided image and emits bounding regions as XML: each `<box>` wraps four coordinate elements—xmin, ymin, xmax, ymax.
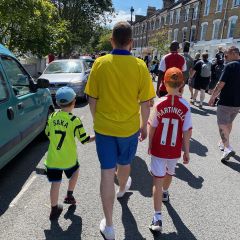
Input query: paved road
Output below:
<box><xmin>0</xmin><ymin>90</ymin><xmax>240</xmax><ymax>240</ymax></box>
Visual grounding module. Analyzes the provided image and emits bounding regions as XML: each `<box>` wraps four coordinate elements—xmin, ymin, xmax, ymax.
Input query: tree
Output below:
<box><xmin>149</xmin><ymin>28</ymin><xmax>170</xmax><ymax>58</ymax></box>
<box><xmin>0</xmin><ymin>0</ymin><xmax>69</xmax><ymax>57</ymax></box>
<box><xmin>51</xmin><ymin>0</ymin><xmax>114</xmax><ymax>53</ymax></box>
<box><xmin>96</xmin><ymin>31</ymin><xmax>112</xmax><ymax>52</ymax></box>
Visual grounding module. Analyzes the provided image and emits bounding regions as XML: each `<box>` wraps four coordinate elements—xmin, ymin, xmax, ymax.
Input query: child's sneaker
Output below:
<box><xmin>149</xmin><ymin>219</ymin><xmax>162</xmax><ymax>232</ymax></box>
<box><xmin>221</xmin><ymin>148</ymin><xmax>235</xmax><ymax>162</ymax></box>
<box><xmin>49</xmin><ymin>204</ymin><xmax>63</xmax><ymax>221</ymax></box>
<box><xmin>64</xmin><ymin>195</ymin><xmax>76</xmax><ymax>205</ymax></box>
<box><xmin>162</xmin><ymin>191</ymin><xmax>169</xmax><ymax>202</ymax></box>
<box><xmin>100</xmin><ymin>219</ymin><xmax>115</xmax><ymax>240</ymax></box>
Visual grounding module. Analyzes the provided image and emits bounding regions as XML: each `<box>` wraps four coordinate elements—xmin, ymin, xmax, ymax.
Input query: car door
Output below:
<box><xmin>0</xmin><ymin>68</ymin><xmax>21</xmax><ymax>169</ymax></box>
<box><xmin>0</xmin><ymin>55</ymin><xmax>44</xmax><ymax>144</ymax></box>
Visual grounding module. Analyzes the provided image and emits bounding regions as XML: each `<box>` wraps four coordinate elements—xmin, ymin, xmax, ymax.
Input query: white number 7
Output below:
<box><xmin>160</xmin><ymin>118</ymin><xmax>179</xmax><ymax>146</ymax></box>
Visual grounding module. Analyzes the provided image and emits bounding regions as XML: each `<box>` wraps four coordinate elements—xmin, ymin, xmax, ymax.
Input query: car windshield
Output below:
<box><xmin>45</xmin><ymin>61</ymin><xmax>82</xmax><ymax>74</ymax></box>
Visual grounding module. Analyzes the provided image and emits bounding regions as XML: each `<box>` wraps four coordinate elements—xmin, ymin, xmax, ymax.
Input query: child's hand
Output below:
<box><xmin>88</xmin><ymin>135</ymin><xmax>95</xmax><ymax>143</ymax></box>
<box><xmin>183</xmin><ymin>152</ymin><xmax>190</xmax><ymax>164</ymax></box>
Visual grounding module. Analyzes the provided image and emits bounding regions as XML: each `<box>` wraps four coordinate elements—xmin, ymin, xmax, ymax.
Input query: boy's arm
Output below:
<box><xmin>45</xmin><ymin>122</ymin><xmax>50</xmax><ymax>139</ymax></box>
<box><xmin>139</xmin><ymin>101</ymin><xmax>151</xmax><ymax>142</ymax></box>
<box><xmin>148</xmin><ymin>125</ymin><xmax>156</xmax><ymax>154</ymax></box>
<box><xmin>183</xmin><ymin>129</ymin><xmax>192</xmax><ymax>164</ymax></box>
<box><xmin>88</xmin><ymin>96</ymin><xmax>97</xmax><ymax>121</ymax></box>
<box><xmin>74</xmin><ymin>118</ymin><xmax>94</xmax><ymax>144</ymax></box>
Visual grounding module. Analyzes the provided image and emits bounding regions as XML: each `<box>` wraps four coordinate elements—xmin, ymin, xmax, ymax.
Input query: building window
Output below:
<box><xmin>170</xmin><ymin>11</ymin><xmax>174</xmax><ymax>25</ymax></box>
<box><xmin>200</xmin><ymin>22</ymin><xmax>208</xmax><ymax>41</ymax></box>
<box><xmin>216</xmin><ymin>0</ymin><xmax>223</xmax><ymax>12</ymax></box>
<box><xmin>151</xmin><ymin>20</ymin><xmax>155</xmax><ymax>30</ymax></box>
<box><xmin>184</xmin><ymin>7</ymin><xmax>190</xmax><ymax>22</ymax></box>
<box><xmin>156</xmin><ymin>18</ymin><xmax>160</xmax><ymax>29</ymax></box>
<box><xmin>182</xmin><ymin>27</ymin><xmax>187</xmax><ymax>42</ymax></box>
<box><xmin>190</xmin><ymin>26</ymin><xmax>196</xmax><ymax>42</ymax></box>
<box><xmin>228</xmin><ymin>16</ymin><xmax>238</xmax><ymax>38</ymax></box>
<box><xmin>168</xmin><ymin>30</ymin><xmax>173</xmax><ymax>41</ymax></box>
<box><xmin>176</xmin><ymin>9</ymin><xmax>181</xmax><ymax>24</ymax></box>
<box><xmin>212</xmin><ymin>19</ymin><xmax>221</xmax><ymax>39</ymax></box>
<box><xmin>164</xmin><ymin>15</ymin><xmax>167</xmax><ymax>25</ymax></box>
<box><xmin>193</xmin><ymin>3</ymin><xmax>199</xmax><ymax>20</ymax></box>
<box><xmin>174</xmin><ymin>29</ymin><xmax>179</xmax><ymax>41</ymax></box>
<box><xmin>204</xmin><ymin>0</ymin><xmax>211</xmax><ymax>16</ymax></box>
<box><xmin>232</xmin><ymin>0</ymin><xmax>240</xmax><ymax>7</ymax></box>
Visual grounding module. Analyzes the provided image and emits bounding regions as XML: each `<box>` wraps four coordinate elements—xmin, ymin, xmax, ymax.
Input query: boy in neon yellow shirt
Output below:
<box><xmin>45</xmin><ymin>87</ymin><xmax>95</xmax><ymax>220</ymax></box>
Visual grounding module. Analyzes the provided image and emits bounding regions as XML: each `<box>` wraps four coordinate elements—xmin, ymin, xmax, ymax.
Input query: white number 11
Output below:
<box><xmin>160</xmin><ymin>118</ymin><xmax>179</xmax><ymax>146</ymax></box>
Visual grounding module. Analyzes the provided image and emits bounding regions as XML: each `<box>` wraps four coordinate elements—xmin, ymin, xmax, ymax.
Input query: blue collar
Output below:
<box><xmin>111</xmin><ymin>49</ymin><xmax>131</xmax><ymax>55</ymax></box>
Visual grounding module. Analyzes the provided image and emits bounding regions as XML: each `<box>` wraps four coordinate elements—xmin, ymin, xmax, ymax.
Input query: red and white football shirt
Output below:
<box><xmin>149</xmin><ymin>95</ymin><xmax>192</xmax><ymax>159</ymax></box>
<box><xmin>158</xmin><ymin>52</ymin><xmax>186</xmax><ymax>92</ymax></box>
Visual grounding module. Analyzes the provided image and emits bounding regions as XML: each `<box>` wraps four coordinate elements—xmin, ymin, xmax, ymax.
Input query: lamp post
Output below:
<box><xmin>130</xmin><ymin>6</ymin><xmax>134</xmax><ymax>25</ymax></box>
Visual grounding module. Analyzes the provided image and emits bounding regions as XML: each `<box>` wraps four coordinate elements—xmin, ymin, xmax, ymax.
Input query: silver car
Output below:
<box><xmin>40</xmin><ymin>59</ymin><xmax>90</xmax><ymax>101</ymax></box>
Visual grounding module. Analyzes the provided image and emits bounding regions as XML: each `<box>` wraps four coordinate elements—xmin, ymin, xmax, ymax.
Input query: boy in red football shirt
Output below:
<box><xmin>148</xmin><ymin>67</ymin><xmax>192</xmax><ymax>232</ymax></box>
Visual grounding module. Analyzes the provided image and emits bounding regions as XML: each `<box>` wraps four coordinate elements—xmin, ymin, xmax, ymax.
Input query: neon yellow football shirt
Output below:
<box><xmin>45</xmin><ymin>111</ymin><xmax>90</xmax><ymax>169</ymax></box>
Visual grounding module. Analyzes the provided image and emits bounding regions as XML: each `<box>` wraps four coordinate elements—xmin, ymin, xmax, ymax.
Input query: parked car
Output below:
<box><xmin>0</xmin><ymin>44</ymin><xmax>54</xmax><ymax>169</ymax></box>
<box><xmin>39</xmin><ymin>59</ymin><xmax>90</xmax><ymax>101</ymax></box>
<box><xmin>80</xmin><ymin>56</ymin><xmax>95</xmax><ymax>68</ymax></box>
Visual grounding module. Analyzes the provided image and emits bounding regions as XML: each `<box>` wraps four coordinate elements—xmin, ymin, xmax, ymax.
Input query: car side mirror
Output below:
<box><xmin>37</xmin><ymin>78</ymin><xmax>49</xmax><ymax>88</ymax></box>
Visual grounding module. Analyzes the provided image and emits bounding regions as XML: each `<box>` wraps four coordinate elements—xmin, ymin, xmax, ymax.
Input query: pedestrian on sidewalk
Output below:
<box><xmin>85</xmin><ymin>21</ymin><xmax>155</xmax><ymax>240</ymax></box>
<box><xmin>209</xmin><ymin>46</ymin><xmax>240</xmax><ymax>162</ymax></box>
<box><xmin>45</xmin><ymin>87</ymin><xmax>95</xmax><ymax>221</ymax></box>
<box><xmin>190</xmin><ymin>52</ymin><xmax>211</xmax><ymax>109</ymax></box>
<box><xmin>156</xmin><ymin>41</ymin><xmax>187</xmax><ymax>98</ymax></box>
<box><xmin>148</xmin><ymin>67</ymin><xmax>192</xmax><ymax>233</ymax></box>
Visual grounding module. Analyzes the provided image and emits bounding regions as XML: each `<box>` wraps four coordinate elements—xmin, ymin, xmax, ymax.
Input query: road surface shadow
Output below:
<box><xmin>152</xmin><ymin>202</ymin><xmax>197</xmax><ymax>240</ymax></box>
<box><xmin>222</xmin><ymin>156</ymin><xmax>240</xmax><ymax>173</ymax></box>
<box><xmin>190</xmin><ymin>106</ymin><xmax>216</xmax><ymax>116</ymax></box>
<box><xmin>118</xmin><ymin>192</ymin><xmax>146</xmax><ymax>240</ymax></box>
<box><xmin>44</xmin><ymin>205</ymin><xmax>82</xmax><ymax>240</ymax></box>
<box><xmin>175</xmin><ymin>163</ymin><xmax>204</xmax><ymax>189</ymax></box>
<box><xmin>130</xmin><ymin>156</ymin><xmax>152</xmax><ymax>197</ymax></box>
<box><xmin>0</xmin><ymin>137</ymin><xmax>48</xmax><ymax>216</ymax></box>
<box><xmin>190</xmin><ymin>138</ymin><xmax>208</xmax><ymax>157</ymax></box>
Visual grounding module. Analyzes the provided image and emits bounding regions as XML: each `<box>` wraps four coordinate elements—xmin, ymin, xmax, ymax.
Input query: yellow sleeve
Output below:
<box><xmin>138</xmin><ymin>62</ymin><xmax>156</xmax><ymax>102</ymax></box>
<box><xmin>74</xmin><ymin>118</ymin><xmax>90</xmax><ymax>144</ymax></box>
<box><xmin>84</xmin><ymin>60</ymin><xmax>99</xmax><ymax>98</ymax></box>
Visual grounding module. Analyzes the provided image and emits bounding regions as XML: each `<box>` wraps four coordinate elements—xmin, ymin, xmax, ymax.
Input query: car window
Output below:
<box><xmin>45</xmin><ymin>61</ymin><xmax>82</xmax><ymax>74</ymax></box>
<box><xmin>0</xmin><ymin>71</ymin><xmax>9</xmax><ymax>102</ymax></box>
<box><xmin>1</xmin><ymin>56</ymin><xmax>30</xmax><ymax>96</ymax></box>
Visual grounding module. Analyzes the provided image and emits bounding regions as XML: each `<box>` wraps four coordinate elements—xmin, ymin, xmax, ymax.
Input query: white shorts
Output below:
<box><xmin>150</xmin><ymin>156</ymin><xmax>179</xmax><ymax>178</ymax></box>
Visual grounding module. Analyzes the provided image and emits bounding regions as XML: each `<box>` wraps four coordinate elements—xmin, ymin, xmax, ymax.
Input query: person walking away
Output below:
<box><xmin>190</xmin><ymin>52</ymin><xmax>211</xmax><ymax>109</ymax></box>
<box><xmin>85</xmin><ymin>21</ymin><xmax>155</xmax><ymax>240</ymax></box>
<box><xmin>148</xmin><ymin>67</ymin><xmax>192</xmax><ymax>232</ymax></box>
<box><xmin>215</xmin><ymin>46</ymin><xmax>224</xmax><ymax>62</ymax></box>
<box><xmin>209</xmin><ymin>46</ymin><xmax>240</xmax><ymax>162</ymax></box>
<box><xmin>182</xmin><ymin>41</ymin><xmax>194</xmax><ymax>100</ymax></box>
<box><xmin>45</xmin><ymin>87</ymin><xmax>95</xmax><ymax>220</ymax></box>
<box><xmin>157</xmin><ymin>41</ymin><xmax>186</xmax><ymax>97</ymax></box>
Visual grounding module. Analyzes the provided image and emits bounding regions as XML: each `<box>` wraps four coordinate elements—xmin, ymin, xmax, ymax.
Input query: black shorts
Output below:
<box><xmin>46</xmin><ymin>162</ymin><xmax>79</xmax><ymax>182</ymax></box>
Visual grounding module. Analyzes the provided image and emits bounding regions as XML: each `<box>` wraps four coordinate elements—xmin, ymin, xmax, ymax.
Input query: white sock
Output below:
<box><xmin>154</xmin><ymin>212</ymin><xmax>162</xmax><ymax>222</ymax></box>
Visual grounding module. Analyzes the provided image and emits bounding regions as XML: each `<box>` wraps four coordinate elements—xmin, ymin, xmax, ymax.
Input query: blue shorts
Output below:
<box><xmin>95</xmin><ymin>131</ymin><xmax>139</xmax><ymax>169</ymax></box>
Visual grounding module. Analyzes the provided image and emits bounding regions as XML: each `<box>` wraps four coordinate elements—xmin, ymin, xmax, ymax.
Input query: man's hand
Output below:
<box><xmin>139</xmin><ymin>126</ymin><xmax>147</xmax><ymax>142</ymax></box>
<box><xmin>208</xmin><ymin>96</ymin><xmax>216</xmax><ymax>107</ymax></box>
<box><xmin>183</xmin><ymin>152</ymin><xmax>190</xmax><ymax>164</ymax></box>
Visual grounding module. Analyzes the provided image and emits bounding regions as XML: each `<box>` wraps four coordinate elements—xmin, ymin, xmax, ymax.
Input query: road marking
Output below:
<box><xmin>9</xmin><ymin>175</ymin><xmax>37</xmax><ymax>208</ymax></box>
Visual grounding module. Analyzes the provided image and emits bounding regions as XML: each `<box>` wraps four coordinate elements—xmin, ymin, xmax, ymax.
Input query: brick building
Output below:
<box><xmin>132</xmin><ymin>0</ymin><xmax>240</xmax><ymax>58</ymax></box>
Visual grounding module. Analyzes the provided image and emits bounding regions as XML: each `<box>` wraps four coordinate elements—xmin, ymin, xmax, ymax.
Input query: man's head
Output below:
<box><xmin>170</xmin><ymin>41</ymin><xmax>180</xmax><ymax>52</ymax></box>
<box><xmin>218</xmin><ymin>46</ymin><xmax>223</xmax><ymax>52</ymax></box>
<box><xmin>111</xmin><ymin>21</ymin><xmax>132</xmax><ymax>49</ymax></box>
<box><xmin>164</xmin><ymin>67</ymin><xmax>184</xmax><ymax>90</ymax></box>
<box><xmin>202</xmin><ymin>52</ymin><xmax>208</xmax><ymax>61</ymax></box>
<box><xmin>183</xmin><ymin>41</ymin><xmax>190</xmax><ymax>53</ymax></box>
<box><xmin>56</xmin><ymin>87</ymin><xmax>76</xmax><ymax>108</ymax></box>
<box><xmin>225</xmin><ymin>46</ymin><xmax>240</xmax><ymax>61</ymax></box>
<box><xmin>195</xmin><ymin>52</ymin><xmax>201</xmax><ymax>60</ymax></box>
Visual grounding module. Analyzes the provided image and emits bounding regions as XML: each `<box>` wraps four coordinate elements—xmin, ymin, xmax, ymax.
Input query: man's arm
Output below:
<box><xmin>208</xmin><ymin>81</ymin><xmax>225</xmax><ymax>106</ymax></box>
<box><xmin>88</xmin><ymin>97</ymin><xmax>97</xmax><ymax>120</ymax></box>
<box><xmin>139</xmin><ymin>101</ymin><xmax>151</xmax><ymax>142</ymax></box>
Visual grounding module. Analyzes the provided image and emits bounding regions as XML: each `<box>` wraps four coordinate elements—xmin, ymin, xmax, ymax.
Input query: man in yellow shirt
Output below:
<box><xmin>85</xmin><ymin>21</ymin><xmax>155</xmax><ymax>240</ymax></box>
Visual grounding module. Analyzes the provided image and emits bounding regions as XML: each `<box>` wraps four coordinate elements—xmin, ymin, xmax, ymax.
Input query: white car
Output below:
<box><xmin>39</xmin><ymin>59</ymin><xmax>90</xmax><ymax>101</ymax></box>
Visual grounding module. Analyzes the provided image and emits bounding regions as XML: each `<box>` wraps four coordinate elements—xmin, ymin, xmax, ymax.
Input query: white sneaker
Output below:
<box><xmin>100</xmin><ymin>219</ymin><xmax>115</xmax><ymax>240</ymax></box>
<box><xmin>221</xmin><ymin>148</ymin><xmax>235</xmax><ymax>162</ymax></box>
<box><xmin>218</xmin><ymin>142</ymin><xmax>224</xmax><ymax>151</ymax></box>
<box><xmin>116</xmin><ymin>176</ymin><xmax>132</xmax><ymax>198</ymax></box>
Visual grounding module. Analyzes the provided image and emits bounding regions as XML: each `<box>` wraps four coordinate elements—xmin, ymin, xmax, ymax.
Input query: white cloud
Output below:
<box><xmin>106</xmin><ymin>8</ymin><xmax>144</xmax><ymax>28</ymax></box>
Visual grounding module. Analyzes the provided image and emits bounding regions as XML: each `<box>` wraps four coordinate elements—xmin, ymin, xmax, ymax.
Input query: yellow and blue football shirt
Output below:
<box><xmin>85</xmin><ymin>50</ymin><xmax>155</xmax><ymax>137</ymax></box>
<box><xmin>45</xmin><ymin>111</ymin><xmax>90</xmax><ymax>169</ymax></box>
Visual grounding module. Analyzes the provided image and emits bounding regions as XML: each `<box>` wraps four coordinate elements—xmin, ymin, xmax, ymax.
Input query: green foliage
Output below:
<box><xmin>96</xmin><ymin>29</ymin><xmax>112</xmax><ymax>52</ymax></box>
<box><xmin>149</xmin><ymin>28</ymin><xmax>170</xmax><ymax>57</ymax></box>
<box><xmin>0</xmin><ymin>0</ymin><xmax>69</xmax><ymax>57</ymax></box>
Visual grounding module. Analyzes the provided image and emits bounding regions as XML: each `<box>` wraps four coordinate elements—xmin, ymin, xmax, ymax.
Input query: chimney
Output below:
<box><xmin>162</xmin><ymin>0</ymin><xmax>175</xmax><ymax>9</ymax></box>
<box><xmin>147</xmin><ymin>6</ymin><xmax>157</xmax><ymax>17</ymax></box>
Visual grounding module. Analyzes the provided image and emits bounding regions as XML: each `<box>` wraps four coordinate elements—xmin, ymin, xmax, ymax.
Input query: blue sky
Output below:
<box><xmin>109</xmin><ymin>0</ymin><xmax>163</xmax><ymax>27</ymax></box>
